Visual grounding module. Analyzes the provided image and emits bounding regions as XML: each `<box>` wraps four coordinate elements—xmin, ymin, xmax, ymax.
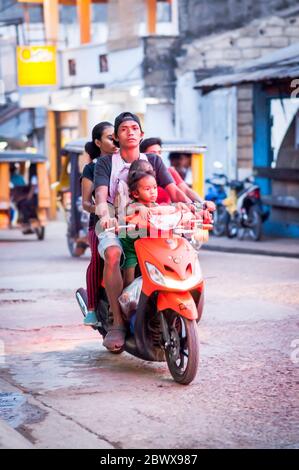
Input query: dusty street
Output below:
<box><xmin>0</xmin><ymin>221</ymin><xmax>298</xmax><ymax>449</ymax></box>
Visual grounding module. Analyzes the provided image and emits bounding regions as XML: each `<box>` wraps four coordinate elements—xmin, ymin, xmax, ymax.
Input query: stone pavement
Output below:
<box><xmin>0</xmin><ymin>418</ymin><xmax>33</xmax><ymax>449</ymax></box>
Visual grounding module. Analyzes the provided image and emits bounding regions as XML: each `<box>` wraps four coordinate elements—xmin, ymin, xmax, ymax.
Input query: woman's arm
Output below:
<box><xmin>81</xmin><ymin>177</ymin><xmax>95</xmax><ymax>214</ymax></box>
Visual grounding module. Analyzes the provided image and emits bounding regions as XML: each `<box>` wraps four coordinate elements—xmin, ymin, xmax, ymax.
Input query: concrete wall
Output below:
<box><xmin>143</xmin><ymin>36</ymin><xmax>180</xmax><ymax>102</ymax></box>
<box><xmin>144</xmin><ymin>103</ymin><xmax>176</xmax><ymax>139</ymax></box>
<box><xmin>178</xmin><ymin>0</ymin><xmax>299</xmax><ymax>39</ymax></box>
<box><xmin>175</xmin><ymin>71</ymin><xmax>202</xmax><ymax>140</ymax></box>
<box><xmin>107</xmin><ymin>0</ymin><xmax>145</xmax><ymax>50</ymax></box>
<box><xmin>60</xmin><ymin>43</ymin><xmax>143</xmax><ymax>88</ymax></box>
<box><xmin>195</xmin><ymin>86</ymin><xmax>238</xmax><ymax>180</ymax></box>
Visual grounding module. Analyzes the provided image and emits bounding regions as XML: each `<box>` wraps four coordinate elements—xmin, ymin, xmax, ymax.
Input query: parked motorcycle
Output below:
<box><xmin>223</xmin><ymin>177</ymin><xmax>269</xmax><ymax>241</ymax></box>
<box><xmin>76</xmin><ymin>204</ymin><xmax>213</xmax><ymax>385</ymax></box>
<box><xmin>63</xmin><ymin>193</ymin><xmax>89</xmax><ymax>257</ymax></box>
<box><xmin>205</xmin><ymin>172</ymin><xmax>228</xmax><ymax>237</ymax></box>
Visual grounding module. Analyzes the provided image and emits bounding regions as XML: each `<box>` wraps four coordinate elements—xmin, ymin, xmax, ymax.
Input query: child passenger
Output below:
<box><xmin>120</xmin><ymin>160</ymin><xmax>191</xmax><ymax>288</ymax></box>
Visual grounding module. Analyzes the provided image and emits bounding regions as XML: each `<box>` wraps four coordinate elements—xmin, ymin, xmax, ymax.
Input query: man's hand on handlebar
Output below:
<box><xmin>100</xmin><ymin>216</ymin><xmax>118</xmax><ymax>231</ymax></box>
<box><xmin>176</xmin><ymin>202</ymin><xmax>191</xmax><ymax>213</ymax></box>
<box><xmin>204</xmin><ymin>201</ymin><xmax>216</xmax><ymax>212</ymax></box>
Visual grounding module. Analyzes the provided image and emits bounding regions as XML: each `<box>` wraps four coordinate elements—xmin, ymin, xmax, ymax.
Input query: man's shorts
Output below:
<box><xmin>98</xmin><ymin>231</ymin><xmax>124</xmax><ymax>261</ymax></box>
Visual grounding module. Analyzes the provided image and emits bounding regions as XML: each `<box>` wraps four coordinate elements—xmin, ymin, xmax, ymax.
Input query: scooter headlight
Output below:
<box><xmin>145</xmin><ymin>258</ymin><xmax>203</xmax><ymax>290</ymax></box>
<box><xmin>145</xmin><ymin>262</ymin><xmax>166</xmax><ymax>286</ymax></box>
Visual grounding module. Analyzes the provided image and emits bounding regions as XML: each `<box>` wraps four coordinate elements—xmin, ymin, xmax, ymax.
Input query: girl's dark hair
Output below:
<box><xmin>84</xmin><ymin>121</ymin><xmax>113</xmax><ymax>160</ymax></box>
<box><xmin>140</xmin><ymin>137</ymin><xmax>162</xmax><ymax>153</ymax></box>
<box><xmin>128</xmin><ymin>160</ymin><xmax>156</xmax><ymax>195</ymax></box>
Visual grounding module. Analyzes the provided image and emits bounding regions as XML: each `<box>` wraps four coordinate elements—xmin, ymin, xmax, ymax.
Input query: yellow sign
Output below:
<box><xmin>17</xmin><ymin>46</ymin><xmax>57</xmax><ymax>86</ymax></box>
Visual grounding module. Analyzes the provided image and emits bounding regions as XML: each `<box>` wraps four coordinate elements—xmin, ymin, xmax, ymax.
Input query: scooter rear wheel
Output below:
<box><xmin>247</xmin><ymin>207</ymin><xmax>262</xmax><ymax>241</ymax></box>
<box><xmin>227</xmin><ymin>216</ymin><xmax>238</xmax><ymax>238</ymax></box>
<box><xmin>165</xmin><ymin>314</ymin><xmax>199</xmax><ymax>385</ymax></box>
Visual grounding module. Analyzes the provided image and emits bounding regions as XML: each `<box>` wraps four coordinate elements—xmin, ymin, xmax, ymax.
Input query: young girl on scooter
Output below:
<box><xmin>120</xmin><ymin>160</ymin><xmax>193</xmax><ymax>288</ymax></box>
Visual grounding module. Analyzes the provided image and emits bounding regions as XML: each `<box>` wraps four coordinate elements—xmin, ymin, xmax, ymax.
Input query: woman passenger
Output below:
<box><xmin>81</xmin><ymin>122</ymin><xmax>117</xmax><ymax>326</ymax></box>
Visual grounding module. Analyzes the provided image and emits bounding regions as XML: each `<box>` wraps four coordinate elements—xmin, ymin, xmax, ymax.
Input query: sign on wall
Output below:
<box><xmin>17</xmin><ymin>46</ymin><xmax>57</xmax><ymax>86</ymax></box>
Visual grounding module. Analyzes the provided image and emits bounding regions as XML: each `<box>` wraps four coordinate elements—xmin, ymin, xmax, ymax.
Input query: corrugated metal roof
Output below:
<box><xmin>195</xmin><ymin>42</ymin><xmax>299</xmax><ymax>89</ymax></box>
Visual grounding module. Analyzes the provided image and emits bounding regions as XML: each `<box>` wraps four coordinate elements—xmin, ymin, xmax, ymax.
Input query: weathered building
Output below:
<box><xmin>177</xmin><ymin>7</ymin><xmax>299</xmax><ymax>172</ymax></box>
<box><xmin>195</xmin><ymin>44</ymin><xmax>299</xmax><ymax>237</ymax></box>
<box><xmin>178</xmin><ymin>0</ymin><xmax>299</xmax><ymax>39</ymax></box>
<box><xmin>0</xmin><ymin>0</ymin><xmax>179</xmax><ymax>216</ymax></box>
<box><xmin>167</xmin><ymin>0</ymin><xmax>299</xmax><ymax>237</ymax></box>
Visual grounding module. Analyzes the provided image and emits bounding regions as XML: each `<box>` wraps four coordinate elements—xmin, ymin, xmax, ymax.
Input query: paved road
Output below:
<box><xmin>0</xmin><ymin>221</ymin><xmax>298</xmax><ymax>449</ymax></box>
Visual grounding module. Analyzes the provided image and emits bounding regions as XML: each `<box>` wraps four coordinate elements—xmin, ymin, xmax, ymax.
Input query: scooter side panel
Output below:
<box><xmin>157</xmin><ymin>291</ymin><xmax>198</xmax><ymax>320</ymax></box>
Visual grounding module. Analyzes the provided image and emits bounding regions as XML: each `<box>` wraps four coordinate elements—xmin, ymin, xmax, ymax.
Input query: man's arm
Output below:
<box><xmin>95</xmin><ymin>186</ymin><xmax>117</xmax><ymax>229</ymax></box>
<box><xmin>178</xmin><ymin>181</ymin><xmax>202</xmax><ymax>202</ymax></box>
<box><xmin>166</xmin><ymin>183</ymin><xmax>191</xmax><ymax>203</ymax></box>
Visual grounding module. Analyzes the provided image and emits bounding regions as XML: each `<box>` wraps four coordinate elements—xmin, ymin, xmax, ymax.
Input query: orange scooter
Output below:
<box><xmin>76</xmin><ymin>204</ymin><xmax>213</xmax><ymax>385</ymax></box>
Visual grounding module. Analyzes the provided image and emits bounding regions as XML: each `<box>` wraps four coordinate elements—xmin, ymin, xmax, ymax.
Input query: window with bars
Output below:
<box><xmin>99</xmin><ymin>54</ymin><xmax>108</xmax><ymax>73</ymax></box>
<box><xmin>68</xmin><ymin>59</ymin><xmax>76</xmax><ymax>76</ymax></box>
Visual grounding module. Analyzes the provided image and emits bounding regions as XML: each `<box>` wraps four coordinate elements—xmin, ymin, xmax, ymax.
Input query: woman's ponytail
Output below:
<box><xmin>85</xmin><ymin>121</ymin><xmax>113</xmax><ymax>160</ymax></box>
<box><xmin>85</xmin><ymin>141</ymin><xmax>100</xmax><ymax>160</ymax></box>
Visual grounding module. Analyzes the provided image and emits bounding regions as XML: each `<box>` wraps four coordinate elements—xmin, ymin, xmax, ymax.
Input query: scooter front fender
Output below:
<box><xmin>157</xmin><ymin>291</ymin><xmax>198</xmax><ymax>320</ymax></box>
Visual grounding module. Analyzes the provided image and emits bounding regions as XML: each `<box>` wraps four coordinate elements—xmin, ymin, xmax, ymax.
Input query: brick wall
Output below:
<box><xmin>178</xmin><ymin>0</ymin><xmax>299</xmax><ymax>39</ymax></box>
<box><xmin>179</xmin><ymin>14</ymin><xmax>299</xmax><ymax>72</ymax></box>
<box><xmin>237</xmin><ymin>85</ymin><xmax>253</xmax><ymax>171</ymax></box>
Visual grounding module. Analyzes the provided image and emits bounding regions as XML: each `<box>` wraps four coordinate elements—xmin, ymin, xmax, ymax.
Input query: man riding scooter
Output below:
<box><xmin>77</xmin><ymin>156</ymin><xmax>213</xmax><ymax>383</ymax></box>
<box><xmin>94</xmin><ymin>112</ymin><xmax>192</xmax><ymax>352</ymax></box>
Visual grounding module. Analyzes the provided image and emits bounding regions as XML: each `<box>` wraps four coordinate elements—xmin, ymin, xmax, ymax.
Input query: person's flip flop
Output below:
<box><xmin>103</xmin><ymin>325</ymin><xmax>126</xmax><ymax>351</ymax></box>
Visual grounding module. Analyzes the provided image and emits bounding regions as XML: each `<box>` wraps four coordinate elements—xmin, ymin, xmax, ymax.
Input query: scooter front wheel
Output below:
<box><xmin>164</xmin><ymin>314</ymin><xmax>199</xmax><ymax>385</ymax></box>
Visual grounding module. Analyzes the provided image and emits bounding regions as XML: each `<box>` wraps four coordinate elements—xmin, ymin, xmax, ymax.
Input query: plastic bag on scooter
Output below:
<box><xmin>118</xmin><ymin>276</ymin><xmax>142</xmax><ymax>319</ymax></box>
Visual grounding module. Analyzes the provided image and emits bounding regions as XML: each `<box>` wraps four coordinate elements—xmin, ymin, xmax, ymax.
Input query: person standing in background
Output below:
<box><xmin>140</xmin><ymin>138</ymin><xmax>202</xmax><ymax>203</ymax></box>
